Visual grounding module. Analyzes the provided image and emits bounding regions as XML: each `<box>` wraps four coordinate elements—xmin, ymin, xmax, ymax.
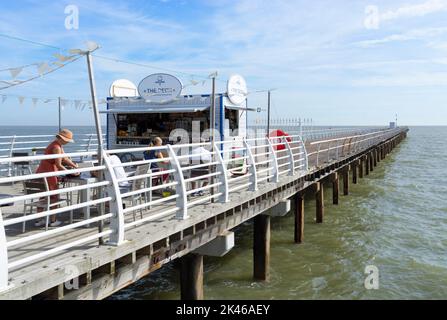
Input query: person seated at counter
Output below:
<box><xmin>143</xmin><ymin>137</ymin><xmax>169</xmax><ymax>185</ymax></box>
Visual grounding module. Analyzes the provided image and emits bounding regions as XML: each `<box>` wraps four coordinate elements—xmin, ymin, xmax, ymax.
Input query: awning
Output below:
<box><xmin>100</xmin><ymin>106</ymin><xmax>210</xmax><ymax>114</ymax></box>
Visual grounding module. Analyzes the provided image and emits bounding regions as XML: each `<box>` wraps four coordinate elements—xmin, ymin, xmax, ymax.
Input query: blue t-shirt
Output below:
<box><xmin>143</xmin><ymin>150</ymin><xmax>161</xmax><ymax>170</ymax></box>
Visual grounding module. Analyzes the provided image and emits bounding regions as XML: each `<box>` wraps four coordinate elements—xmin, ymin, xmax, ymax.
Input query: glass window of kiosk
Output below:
<box><xmin>115</xmin><ymin>111</ymin><xmax>210</xmax><ymax>145</ymax></box>
<box><xmin>225</xmin><ymin>108</ymin><xmax>239</xmax><ymax>134</ymax></box>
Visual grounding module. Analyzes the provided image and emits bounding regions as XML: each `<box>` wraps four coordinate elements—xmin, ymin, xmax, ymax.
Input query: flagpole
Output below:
<box><xmin>58</xmin><ymin>97</ymin><xmax>62</xmax><ymax>132</ymax></box>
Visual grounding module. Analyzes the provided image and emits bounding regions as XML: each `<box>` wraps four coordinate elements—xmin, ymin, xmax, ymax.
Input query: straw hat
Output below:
<box><xmin>56</xmin><ymin>129</ymin><xmax>75</xmax><ymax>143</ymax></box>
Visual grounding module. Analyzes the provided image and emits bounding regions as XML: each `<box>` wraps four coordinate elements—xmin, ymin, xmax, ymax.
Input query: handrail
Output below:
<box><xmin>0</xmin><ymin>127</ymin><xmax>406</xmax><ymax>292</ymax></box>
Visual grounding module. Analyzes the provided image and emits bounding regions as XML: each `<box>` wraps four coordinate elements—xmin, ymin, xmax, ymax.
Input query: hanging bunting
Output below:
<box><xmin>9</xmin><ymin>67</ymin><xmax>23</xmax><ymax>79</ymax></box>
<box><xmin>52</xmin><ymin>61</ymin><xmax>65</xmax><ymax>67</ymax></box>
<box><xmin>53</xmin><ymin>53</ymin><xmax>75</xmax><ymax>62</ymax></box>
<box><xmin>37</xmin><ymin>62</ymin><xmax>51</xmax><ymax>76</ymax></box>
<box><xmin>18</xmin><ymin>96</ymin><xmax>25</xmax><ymax>105</ymax></box>
<box><xmin>1</xmin><ymin>95</ymin><xmax>6</xmax><ymax>103</ymax></box>
<box><xmin>32</xmin><ymin>98</ymin><xmax>39</xmax><ymax>107</ymax></box>
<box><xmin>74</xmin><ymin>100</ymin><xmax>82</xmax><ymax>109</ymax></box>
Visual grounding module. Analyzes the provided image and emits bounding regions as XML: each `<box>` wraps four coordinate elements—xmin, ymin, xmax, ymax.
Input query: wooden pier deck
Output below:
<box><xmin>0</xmin><ymin>128</ymin><xmax>408</xmax><ymax>300</ymax></box>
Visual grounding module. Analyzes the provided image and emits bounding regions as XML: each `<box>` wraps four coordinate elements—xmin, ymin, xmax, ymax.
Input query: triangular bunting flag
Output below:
<box><xmin>32</xmin><ymin>98</ymin><xmax>39</xmax><ymax>107</ymax></box>
<box><xmin>37</xmin><ymin>62</ymin><xmax>50</xmax><ymax>75</ymax></box>
<box><xmin>1</xmin><ymin>95</ymin><xmax>6</xmax><ymax>104</ymax></box>
<box><xmin>18</xmin><ymin>96</ymin><xmax>25</xmax><ymax>105</ymax></box>
<box><xmin>10</xmin><ymin>67</ymin><xmax>23</xmax><ymax>79</ymax></box>
<box><xmin>52</xmin><ymin>61</ymin><xmax>65</xmax><ymax>67</ymax></box>
<box><xmin>53</xmin><ymin>53</ymin><xmax>75</xmax><ymax>62</ymax></box>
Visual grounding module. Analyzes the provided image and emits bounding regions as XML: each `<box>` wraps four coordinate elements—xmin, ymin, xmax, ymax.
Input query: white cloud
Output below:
<box><xmin>356</xmin><ymin>27</ymin><xmax>447</xmax><ymax>47</ymax></box>
<box><xmin>381</xmin><ymin>0</ymin><xmax>447</xmax><ymax>21</ymax></box>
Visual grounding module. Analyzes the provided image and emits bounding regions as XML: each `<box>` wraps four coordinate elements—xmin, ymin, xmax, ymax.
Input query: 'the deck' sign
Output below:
<box><xmin>138</xmin><ymin>73</ymin><xmax>183</xmax><ymax>104</ymax></box>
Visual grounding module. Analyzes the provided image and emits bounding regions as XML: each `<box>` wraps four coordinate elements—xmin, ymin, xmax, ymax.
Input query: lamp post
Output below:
<box><xmin>84</xmin><ymin>44</ymin><xmax>105</xmax><ymax>244</ymax></box>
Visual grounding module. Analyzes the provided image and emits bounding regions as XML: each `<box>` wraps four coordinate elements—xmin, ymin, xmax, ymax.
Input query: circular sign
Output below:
<box><xmin>138</xmin><ymin>73</ymin><xmax>183</xmax><ymax>103</ymax></box>
<box><xmin>109</xmin><ymin>79</ymin><xmax>138</xmax><ymax>98</ymax></box>
<box><xmin>227</xmin><ymin>74</ymin><xmax>248</xmax><ymax>105</ymax></box>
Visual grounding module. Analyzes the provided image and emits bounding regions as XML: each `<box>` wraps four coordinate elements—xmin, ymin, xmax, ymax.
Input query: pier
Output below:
<box><xmin>0</xmin><ymin>127</ymin><xmax>408</xmax><ymax>300</ymax></box>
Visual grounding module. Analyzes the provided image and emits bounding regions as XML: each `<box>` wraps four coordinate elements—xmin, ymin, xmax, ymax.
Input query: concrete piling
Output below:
<box><xmin>253</xmin><ymin>215</ymin><xmax>270</xmax><ymax>281</ymax></box>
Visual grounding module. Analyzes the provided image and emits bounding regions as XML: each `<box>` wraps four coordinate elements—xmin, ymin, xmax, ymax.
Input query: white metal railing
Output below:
<box><xmin>0</xmin><ymin>128</ymin><xmax>405</xmax><ymax>291</ymax></box>
<box><xmin>0</xmin><ymin>133</ymin><xmax>106</xmax><ymax>177</ymax></box>
<box><xmin>307</xmin><ymin>128</ymin><xmax>402</xmax><ymax>169</ymax></box>
<box><xmin>247</xmin><ymin>126</ymin><xmax>388</xmax><ymax>142</ymax></box>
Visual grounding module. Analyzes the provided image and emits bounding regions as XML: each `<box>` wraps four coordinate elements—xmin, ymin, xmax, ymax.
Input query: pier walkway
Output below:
<box><xmin>0</xmin><ymin>127</ymin><xmax>408</xmax><ymax>299</ymax></box>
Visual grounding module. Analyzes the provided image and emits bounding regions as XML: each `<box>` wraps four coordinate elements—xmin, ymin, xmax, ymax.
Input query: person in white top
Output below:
<box><xmin>109</xmin><ymin>155</ymin><xmax>131</xmax><ymax>188</ymax></box>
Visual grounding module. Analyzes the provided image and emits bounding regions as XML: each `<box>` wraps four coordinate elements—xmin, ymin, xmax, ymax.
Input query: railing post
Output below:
<box><xmin>243</xmin><ymin>139</ymin><xmax>258</xmax><ymax>191</ymax></box>
<box><xmin>315</xmin><ymin>143</ymin><xmax>322</xmax><ymax>167</ymax></box>
<box><xmin>300</xmin><ymin>136</ymin><xmax>309</xmax><ymax>172</ymax></box>
<box><xmin>326</xmin><ymin>140</ymin><xmax>332</xmax><ymax>164</ymax></box>
<box><xmin>213</xmin><ymin>142</ymin><xmax>229</xmax><ymax>202</ymax></box>
<box><xmin>0</xmin><ymin>208</ymin><xmax>9</xmax><ymax>291</ymax></box>
<box><xmin>7</xmin><ymin>136</ymin><xmax>16</xmax><ymax>177</ymax></box>
<box><xmin>282</xmin><ymin>136</ymin><xmax>295</xmax><ymax>176</ymax></box>
<box><xmin>167</xmin><ymin>145</ymin><xmax>188</xmax><ymax>220</ymax></box>
<box><xmin>266</xmin><ymin>137</ymin><xmax>279</xmax><ymax>183</ymax></box>
<box><xmin>103</xmin><ymin>152</ymin><xmax>125</xmax><ymax>246</ymax></box>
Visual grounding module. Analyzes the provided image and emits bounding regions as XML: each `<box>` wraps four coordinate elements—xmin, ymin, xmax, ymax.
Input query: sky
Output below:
<box><xmin>0</xmin><ymin>0</ymin><xmax>447</xmax><ymax>126</ymax></box>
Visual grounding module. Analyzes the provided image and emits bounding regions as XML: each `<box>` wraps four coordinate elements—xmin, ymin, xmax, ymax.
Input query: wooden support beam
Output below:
<box><xmin>332</xmin><ymin>173</ymin><xmax>339</xmax><ymax>205</ymax></box>
<box><xmin>358</xmin><ymin>159</ymin><xmax>364</xmax><ymax>179</ymax></box>
<box><xmin>352</xmin><ymin>163</ymin><xmax>358</xmax><ymax>184</ymax></box>
<box><xmin>253</xmin><ymin>215</ymin><xmax>270</xmax><ymax>281</ymax></box>
<box><xmin>180</xmin><ymin>253</ymin><xmax>204</xmax><ymax>300</ymax></box>
<box><xmin>316</xmin><ymin>182</ymin><xmax>324</xmax><ymax>223</ymax></box>
<box><xmin>294</xmin><ymin>194</ymin><xmax>304</xmax><ymax>244</ymax></box>
<box><xmin>373</xmin><ymin>150</ymin><xmax>378</xmax><ymax>167</ymax></box>
<box><xmin>369</xmin><ymin>152</ymin><xmax>374</xmax><ymax>172</ymax></box>
<box><xmin>343</xmin><ymin>170</ymin><xmax>349</xmax><ymax>196</ymax></box>
<box><xmin>365</xmin><ymin>155</ymin><xmax>370</xmax><ymax>176</ymax></box>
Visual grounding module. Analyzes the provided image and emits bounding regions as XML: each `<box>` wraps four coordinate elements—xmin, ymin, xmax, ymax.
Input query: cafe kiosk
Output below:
<box><xmin>102</xmin><ymin>74</ymin><xmax>254</xmax><ymax>151</ymax></box>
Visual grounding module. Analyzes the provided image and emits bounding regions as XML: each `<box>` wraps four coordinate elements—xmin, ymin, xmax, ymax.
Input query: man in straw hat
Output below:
<box><xmin>34</xmin><ymin>129</ymin><xmax>78</xmax><ymax>228</ymax></box>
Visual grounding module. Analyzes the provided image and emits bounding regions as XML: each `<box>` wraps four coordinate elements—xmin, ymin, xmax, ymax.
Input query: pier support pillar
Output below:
<box><xmin>180</xmin><ymin>253</ymin><xmax>204</xmax><ymax>300</ymax></box>
<box><xmin>376</xmin><ymin>148</ymin><xmax>380</xmax><ymax>163</ymax></box>
<box><xmin>358</xmin><ymin>159</ymin><xmax>364</xmax><ymax>179</ymax></box>
<box><xmin>253</xmin><ymin>214</ymin><xmax>270</xmax><ymax>281</ymax></box>
<box><xmin>316</xmin><ymin>182</ymin><xmax>324</xmax><ymax>223</ymax></box>
<box><xmin>294</xmin><ymin>194</ymin><xmax>304</xmax><ymax>244</ymax></box>
<box><xmin>373</xmin><ymin>150</ymin><xmax>378</xmax><ymax>167</ymax></box>
<box><xmin>332</xmin><ymin>173</ymin><xmax>339</xmax><ymax>205</ymax></box>
<box><xmin>343</xmin><ymin>169</ymin><xmax>349</xmax><ymax>196</ymax></box>
<box><xmin>369</xmin><ymin>152</ymin><xmax>374</xmax><ymax>172</ymax></box>
<box><xmin>352</xmin><ymin>163</ymin><xmax>358</xmax><ymax>184</ymax></box>
<box><xmin>365</xmin><ymin>155</ymin><xmax>370</xmax><ymax>176</ymax></box>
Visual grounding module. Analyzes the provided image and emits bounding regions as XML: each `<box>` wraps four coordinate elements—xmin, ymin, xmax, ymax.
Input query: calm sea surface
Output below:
<box><xmin>1</xmin><ymin>126</ymin><xmax>446</xmax><ymax>299</ymax></box>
